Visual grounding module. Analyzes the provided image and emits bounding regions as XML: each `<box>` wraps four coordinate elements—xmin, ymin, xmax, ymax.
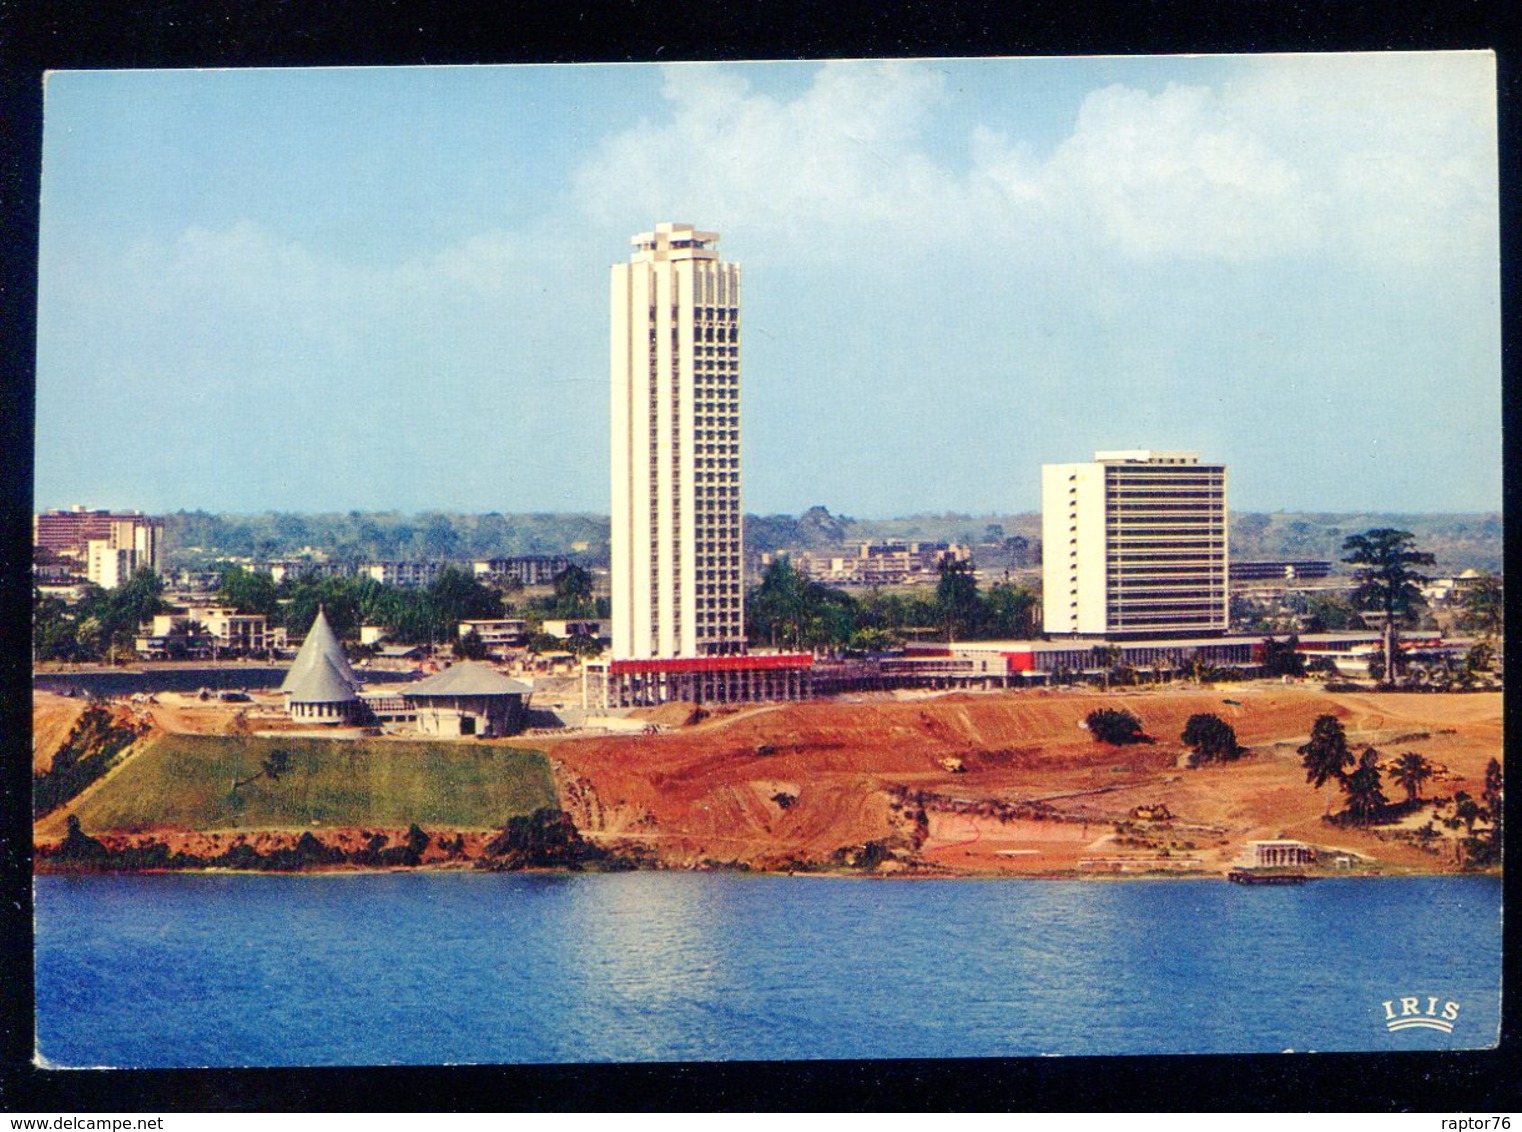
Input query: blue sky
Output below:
<box><xmin>36</xmin><ymin>54</ymin><xmax>1500</xmax><ymax>517</ymax></box>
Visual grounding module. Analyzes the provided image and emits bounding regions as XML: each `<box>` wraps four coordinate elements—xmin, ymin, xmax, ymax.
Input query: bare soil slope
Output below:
<box><xmin>32</xmin><ymin>692</ymin><xmax>90</xmax><ymax>774</ymax></box>
<box><xmin>536</xmin><ymin>684</ymin><xmax>1501</xmax><ymax>874</ymax></box>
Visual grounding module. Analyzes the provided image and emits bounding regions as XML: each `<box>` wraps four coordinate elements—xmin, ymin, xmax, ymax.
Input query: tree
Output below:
<box><xmin>1299</xmin><ymin>714</ymin><xmax>1353</xmax><ymax>790</ymax></box>
<box><xmin>934</xmin><ymin>558</ymin><xmax>981</xmax><ymax>642</ymax></box>
<box><xmin>232</xmin><ymin>749</ymin><xmax>292</xmax><ymax>792</ymax></box>
<box><xmin>74</xmin><ymin>569</ymin><xmax>168</xmax><ymax>663</ymax></box>
<box><xmin>1341</xmin><ymin>747</ymin><xmax>1389</xmax><ymax>825</ymax></box>
<box><xmin>848</xmin><ymin>626</ymin><xmax>902</xmax><ymax>653</ymax></box>
<box><xmin>1465</xmin><ymin>642</ymin><xmax>1495</xmax><ymax>675</ymax></box>
<box><xmin>562</xmin><ymin>633</ymin><xmax>605</xmax><ymax>660</ymax></box>
<box><xmin>1388</xmin><ymin>751</ymin><xmax>1435</xmax><ymax>802</ymax></box>
<box><xmin>1187</xmin><ymin>650</ymin><xmax>1222</xmax><ymax>684</ymax></box>
<box><xmin>1446</xmin><ymin>791</ymin><xmax>1481</xmax><ymax>835</ymax></box>
<box><xmin>1342</xmin><ymin>529</ymin><xmax>1435</xmax><ymax>684</ymax></box>
<box><xmin>110</xmin><ymin>567</ymin><xmax>169</xmax><ymax>628</ymax></box>
<box><xmin>428</xmin><ymin>566</ymin><xmax>502</xmax><ymax>635</ymax></box>
<box><xmin>1085</xmin><ymin>708</ymin><xmax>1148</xmax><ymax>746</ymax></box>
<box><xmin>1181</xmin><ymin>713</ymin><xmax>1243</xmax><ymax>763</ymax></box>
<box><xmin>455</xmin><ymin>628</ymin><xmax>489</xmax><ymax>661</ymax></box>
<box><xmin>746</xmin><ymin>557</ymin><xmax>856</xmax><ymax>653</ymax></box>
<box><xmin>550</xmin><ymin>565</ymin><xmax>596</xmax><ymax>619</ymax></box>
<box><xmin>1456</xmin><ymin>573</ymin><xmax>1503</xmax><ymax>637</ymax></box>
<box><xmin>1481</xmin><ymin>758</ymin><xmax>1502</xmax><ymax>816</ymax></box>
<box><xmin>216</xmin><ymin>565</ymin><xmax>280</xmax><ymax>619</ymax></box>
<box><xmin>1259</xmin><ymin>636</ymin><xmax>1306</xmax><ymax>679</ymax></box>
<box><xmin>280</xmin><ymin>578</ymin><xmax>362</xmax><ymax>643</ymax></box>
<box><xmin>747</xmin><ymin>557</ymin><xmax>810</xmax><ymax>649</ymax></box>
<box><xmin>982</xmin><ymin>582</ymin><xmax>1037</xmax><ymax>639</ymax></box>
<box><xmin>1481</xmin><ymin>758</ymin><xmax>1503</xmax><ymax>845</ymax></box>
<box><xmin>1301</xmin><ymin>591</ymin><xmax>1363</xmax><ymax>633</ymax></box>
<box><xmin>33</xmin><ymin>588</ymin><xmax>82</xmax><ymax>662</ymax></box>
<box><xmin>525</xmin><ymin>632</ymin><xmax>562</xmax><ymax>655</ymax></box>
<box><xmin>163</xmin><ymin>618</ymin><xmax>210</xmax><ymax>660</ymax></box>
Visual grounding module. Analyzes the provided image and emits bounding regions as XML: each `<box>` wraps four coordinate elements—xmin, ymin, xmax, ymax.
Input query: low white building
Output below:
<box><xmin>1244</xmin><ymin>840</ymin><xmax>1316</xmax><ymax>868</ymax></box>
<box><xmin>458</xmin><ymin>619</ymin><xmax>528</xmax><ymax>653</ymax></box>
<box><xmin>137</xmin><ymin>605</ymin><xmax>283</xmax><ymax>658</ymax></box>
<box><xmin>541</xmin><ymin>618</ymin><xmax>606</xmax><ymax>639</ymax></box>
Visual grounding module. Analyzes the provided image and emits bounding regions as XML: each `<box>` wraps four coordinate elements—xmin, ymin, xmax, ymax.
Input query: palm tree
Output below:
<box><xmin>1342</xmin><ymin>748</ymin><xmax>1389</xmax><ymax>826</ymax></box>
<box><xmin>1388</xmin><ymin>751</ymin><xmax>1435</xmax><ymax>802</ymax></box>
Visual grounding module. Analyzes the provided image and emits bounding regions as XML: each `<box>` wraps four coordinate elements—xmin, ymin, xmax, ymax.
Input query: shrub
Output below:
<box><xmin>479</xmin><ymin>807</ymin><xmax>607</xmax><ymax>869</ymax></box>
<box><xmin>1085</xmin><ymin>708</ymin><xmax>1148</xmax><ymax>745</ymax></box>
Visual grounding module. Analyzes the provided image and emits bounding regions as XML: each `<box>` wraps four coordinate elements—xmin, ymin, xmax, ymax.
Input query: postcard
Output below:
<box><xmin>27</xmin><ymin>55</ymin><xmax>1502</xmax><ymax>1077</ymax></box>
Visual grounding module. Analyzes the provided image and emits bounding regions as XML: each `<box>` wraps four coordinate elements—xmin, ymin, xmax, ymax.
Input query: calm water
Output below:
<box><xmin>33</xmin><ymin>666</ymin><xmax>425</xmax><ymax>698</ymax></box>
<box><xmin>33</xmin><ymin>667</ymin><xmax>290</xmax><ymax>697</ymax></box>
<box><xmin>34</xmin><ymin>872</ymin><xmax>1501</xmax><ymax>1067</ymax></box>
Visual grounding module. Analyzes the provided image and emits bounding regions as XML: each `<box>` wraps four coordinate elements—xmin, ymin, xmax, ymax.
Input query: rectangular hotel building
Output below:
<box><xmin>1042</xmin><ymin>450</ymin><xmax>1228</xmax><ymax>637</ymax></box>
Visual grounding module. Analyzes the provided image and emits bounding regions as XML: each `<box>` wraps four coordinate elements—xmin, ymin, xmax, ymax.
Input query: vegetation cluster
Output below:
<box><xmin>747</xmin><ymin>556</ymin><xmax>1036</xmax><ymax>652</ymax></box>
<box><xmin>33</xmin><ymin>704</ymin><xmax>147</xmax><ymax>819</ymax></box>
<box><xmin>155</xmin><ymin>507</ymin><xmax>1504</xmax><ymax>574</ymax></box>
<box><xmin>1084</xmin><ymin>708</ymin><xmax>1150</xmax><ymax>746</ymax></box>
<box><xmin>476</xmin><ymin>808</ymin><xmax>628</xmax><ymax>870</ymax></box>
<box><xmin>1297</xmin><ymin>713</ymin><xmax>1502</xmax><ymax>868</ymax></box>
<box><xmin>40</xmin><ymin>809</ymin><xmax>636</xmax><ymax>874</ymax></box>
<box><xmin>39</xmin><ymin>815</ymin><xmax>428</xmax><ymax>871</ymax></box>
<box><xmin>1081</xmin><ymin>707</ymin><xmax>1244</xmax><ymax>766</ymax></box>
<box><xmin>33</xmin><ymin>561</ymin><xmax>609</xmax><ymax>662</ymax></box>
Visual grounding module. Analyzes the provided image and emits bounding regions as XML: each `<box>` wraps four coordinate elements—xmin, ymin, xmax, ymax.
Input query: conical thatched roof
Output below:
<box><xmin>279</xmin><ymin>606</ymin><xmax>360</xmax><ymax>694</ymax></box>
<box><xmin>404</xmin><ymin>661</ymin><xmax>531</xmax><ymax>698</ymax></box>
<box><xmin>287</xmin><ymin>651</ymin><xmax>360</xmax><ymax>705</ymax></box>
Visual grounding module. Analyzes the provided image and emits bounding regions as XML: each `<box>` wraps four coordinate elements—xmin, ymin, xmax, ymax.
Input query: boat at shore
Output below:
<box><xmin>1226</xmin><ymin>868</ymin><xmax>1311</xmax><ymax>885</ymax></box>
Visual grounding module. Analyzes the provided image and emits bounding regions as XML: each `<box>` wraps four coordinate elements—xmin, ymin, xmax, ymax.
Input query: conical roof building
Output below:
<box><xmin>279</xmin><ymin>606</ymin><xmax>360</xmax><ymax>694</ymax></box>
<box><xmin>281</xmin><ymin>607</ymin><xmax>364</xmax><ymax>723</ymax></box>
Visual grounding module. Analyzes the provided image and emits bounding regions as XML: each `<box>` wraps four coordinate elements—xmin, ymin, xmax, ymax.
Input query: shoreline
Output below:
<box><xmin>37</xmin><ymin>683</ymin><xmax>1500</xmax><ymax>882</ymax></box>
<box><xmin>33</xmin><ymin>859</ymin><xmax>1492</xmax><ymax>880</ymax></box>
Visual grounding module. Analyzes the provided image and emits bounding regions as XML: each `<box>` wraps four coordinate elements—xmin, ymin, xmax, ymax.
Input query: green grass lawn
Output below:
<box><xmin>69</xmin><ymin>734</ymin><xmax>558</xmax><ymax>832</ymax></box>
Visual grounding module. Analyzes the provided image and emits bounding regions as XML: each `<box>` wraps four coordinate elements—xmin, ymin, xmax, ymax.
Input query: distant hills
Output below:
<box><xmin>161</xmin><ymin>507</ymin><xmax>1502</xmax><ymax>575</ymax></box>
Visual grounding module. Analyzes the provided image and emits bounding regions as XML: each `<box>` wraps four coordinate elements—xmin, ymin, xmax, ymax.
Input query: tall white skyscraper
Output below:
<box><xmin>1042</xmin><ymin>450</ymin><xmax>1229</xmax><ymax>637</ymax></box>
<box><xmin>610</xmin><ymin>223</ymin><xmax>745</xmax><ymax>660</ymax></box>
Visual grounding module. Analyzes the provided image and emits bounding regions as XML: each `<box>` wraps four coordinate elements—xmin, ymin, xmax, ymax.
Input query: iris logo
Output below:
<box><xmin>1382</xmin><ymin>995</ymin><xmax>1460</xmax><ymax>1033</ymax></box>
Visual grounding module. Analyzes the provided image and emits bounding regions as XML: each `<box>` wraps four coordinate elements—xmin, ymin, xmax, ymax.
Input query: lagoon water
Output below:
<box><xmin>34</xmin><ymin>872</ymin><xmax>1500</xmax><ymax>1067</ymax></box>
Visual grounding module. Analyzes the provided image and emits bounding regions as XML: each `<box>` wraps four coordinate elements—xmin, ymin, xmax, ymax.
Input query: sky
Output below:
<box><xmin>35</xmin><ymin>54</ymin><xmax>1501</xmax><ymax>517</ymax></box>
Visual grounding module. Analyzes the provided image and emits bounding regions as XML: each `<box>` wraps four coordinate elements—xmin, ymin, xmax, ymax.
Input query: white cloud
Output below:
<box><xmin>1030</xmin><ymin>81</ymin><xmax>1317</xmax><ymax>260</ymax></box>
<box><xmin>574</xmin><ymin>61</ymin><xmax>959</xmax><ymax>261</ymax></box>
<box><xmin>574</xmin><ymin>55</ymin><xmax>1497</xmax><ymax>270</ymax></box>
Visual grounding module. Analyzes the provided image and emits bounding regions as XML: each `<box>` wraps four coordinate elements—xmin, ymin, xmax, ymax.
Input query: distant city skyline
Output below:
<box><xmin>36</xmin><ymin>54</ymin><xmax>1500</xmax><ymax>517</ymax></box>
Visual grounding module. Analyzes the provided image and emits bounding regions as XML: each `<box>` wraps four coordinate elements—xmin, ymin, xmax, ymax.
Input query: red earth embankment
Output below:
<box><xmin>532</xmin><ymin>685</ymin><xmax>1502</xmax><ymax>875</ymax></box>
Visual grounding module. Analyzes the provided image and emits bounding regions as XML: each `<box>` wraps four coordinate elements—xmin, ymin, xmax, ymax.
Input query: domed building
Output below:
<box><xmin>402</xmin><ymin>661</ymin><xmax>531</xmax><ymax>737</ymax></box>
<box><xmin>280</xmin><ymin>607</ymin><xmax>363</xmax><ymax>724</ymax></box>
